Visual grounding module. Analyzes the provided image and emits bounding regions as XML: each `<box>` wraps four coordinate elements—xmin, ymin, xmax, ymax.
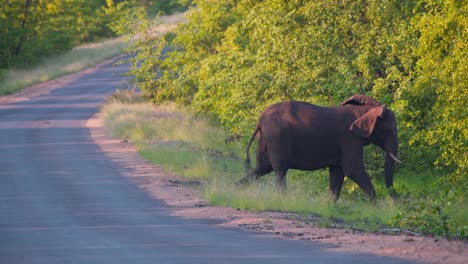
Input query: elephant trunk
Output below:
<box><xmin>384</xmin><ymin>153</ymin><xmax>396</xmax><ymax>188</ymax></box>
<box><xmin>384</xmin><ymin>137</ymin><xmax>400</xmax><ymax>189</ymax></box>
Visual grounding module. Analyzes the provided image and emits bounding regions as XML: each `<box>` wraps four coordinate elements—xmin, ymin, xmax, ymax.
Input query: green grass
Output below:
<box><xmin>203</xmin><ymin>169</ymin><xmax>399</xmax><ymax>231</ymax></box>
<box><xmin>100</xmin><ymin>91</ymin><xmax>467</xmax><ymax>238</ymax></box>
<box><xmin>139</xmin><ymin>142</ymin><xmax>244</xmax><ymax>180</ymax></box>
<box><xmin>100</xmin><ymin>92</ymin><xmax>397</xmax><ymax>231</ymax></box>
<box><xmin>0</xmin><ymin>38</ymin><xmax>128</xmax><ymax>95</ymax></box>
<box><xmin>102</xmin><ymin>97</ymin><xmax>245</xmax><ymax>180</ymax></box>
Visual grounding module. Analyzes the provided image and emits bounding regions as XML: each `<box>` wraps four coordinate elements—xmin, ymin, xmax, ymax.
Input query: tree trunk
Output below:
<box><xmin>14</xmin><ymin>0</ymin><xmax>32</xmax><ymax>56</ymax></box>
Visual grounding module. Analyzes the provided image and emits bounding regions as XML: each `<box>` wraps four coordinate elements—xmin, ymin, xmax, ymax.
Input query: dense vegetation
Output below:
<box><xmin>125</xmin><ymin>0</ymin><xmax>467</xmax><ymax>238</ymax></box>
<box><xmin>102</xmin><ymin>96</ymin><xmax>401</xmax><ymax>233</ymax></box>
<box><xmin>0</xmin><ymin>0</ymin><xmax>185</xmax><ymax>73</ymax></box>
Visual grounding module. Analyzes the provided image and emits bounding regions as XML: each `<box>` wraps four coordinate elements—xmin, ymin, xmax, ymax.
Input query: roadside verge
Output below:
<box><xmin>86</xmin><ymin>112</ymin><xmax>467</xmax><ymax>264</ymax></box>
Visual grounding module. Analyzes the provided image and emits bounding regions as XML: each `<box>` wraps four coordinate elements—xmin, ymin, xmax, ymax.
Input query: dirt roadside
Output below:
<box><xmin>85</xmin><ymin>115</ymin><xmax>467</xmax><ymax>264</ymax></box>
<box><xmin>2</xmin><ymin>63</ymin><xmax>465</xmax><ymax>264</ymax></box>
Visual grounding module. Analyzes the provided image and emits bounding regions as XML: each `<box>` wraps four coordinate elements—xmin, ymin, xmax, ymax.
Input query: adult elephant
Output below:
<box><xmin>237</xmin><ymin>94</ymin><xmax>400</xmax><ymax>201</ymax></box>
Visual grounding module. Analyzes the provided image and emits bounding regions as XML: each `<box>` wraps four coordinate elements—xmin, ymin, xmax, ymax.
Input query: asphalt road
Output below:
<box><xmin>0</xmin><ymin>58</ymin><xmax>414</xmax><ymax>264</ymax></box>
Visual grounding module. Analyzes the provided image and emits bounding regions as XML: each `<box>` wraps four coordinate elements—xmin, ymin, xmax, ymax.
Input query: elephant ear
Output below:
<box><xmin>341</xmin><ymin>94</ymin><xmax>381</xmax><ymax>106</ymax></box>
<box><xmin>350</xmin><ymin>105</ymin><xmax>387</xmax><ymax>137</ymax></box>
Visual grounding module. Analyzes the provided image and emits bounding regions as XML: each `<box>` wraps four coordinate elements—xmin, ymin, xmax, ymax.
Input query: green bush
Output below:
<box><xmin>124</xmin><ymin>0</ymin><xmax>466</xmax><ymax>237</ymax></box>
<box><xmin>0</xmin><ymin>0</ymin><xmax>186</xmax><ymax>69</ymax></box>
<box><xmin>391</xmin><ymin>181</ymin><xmax>467</xmax><ymax>238</ymax></box>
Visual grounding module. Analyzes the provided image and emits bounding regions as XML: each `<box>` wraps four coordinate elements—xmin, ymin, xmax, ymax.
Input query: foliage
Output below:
<box><xmin>101</xmin><ymin>92</ymin><xmax>466</xmax><ymax>238</ymax></box>
<box><xmin>390</xmin><ymin>176</ymin><xmax>467</xmax><ymax>238</ymax></box>
<box><xmin>408</xmin><ymin>0</ymin><xmax>467</xmax><ymax>175</ymax></box>
<box><xmin>0</xmin><ymin>38</ymin><xmax>127</xmax><ymax>95</ymax></box>
<box><xmin>102</xmin><ymin>96</ymin><xmax>468</xmax><ymax>237</ymax></box>
<box><xmin>1</xmin><ymin>0</ymin><xmax>110</xmax><ymax>68</ymax></box>
<box><xmin>0</xmin><ymin>0</ymin><xmax>186</xmax><ymax>70</ymax></box>
<box><xmin>125</xmin><ymin>0</ymin><xmax>467</xmax><ymax>238</ymax></box>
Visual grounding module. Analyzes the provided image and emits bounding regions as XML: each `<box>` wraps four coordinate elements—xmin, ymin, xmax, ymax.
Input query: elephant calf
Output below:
<box><xmin>237</xmin><ymin>94</ymin><xmax>401</xmax><ymax>201</ymax></box>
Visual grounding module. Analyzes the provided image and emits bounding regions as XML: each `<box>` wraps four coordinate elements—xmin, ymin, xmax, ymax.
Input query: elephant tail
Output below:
<box><xmin>245</xmin><ymin>126</ymin><xmax>260</xmax><ymax>170</ymax></box>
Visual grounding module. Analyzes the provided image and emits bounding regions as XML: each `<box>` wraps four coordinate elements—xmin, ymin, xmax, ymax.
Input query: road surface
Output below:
<box><xmin>0</xmin><ymin>58</ymin><xmax>414</xmax><ymax>263</ymax></box>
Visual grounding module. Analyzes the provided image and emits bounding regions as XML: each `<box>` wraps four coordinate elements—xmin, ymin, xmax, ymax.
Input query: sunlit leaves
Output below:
<box><xmin>131</xmin><ymin>0</ymin><xmax>466</xmax><ymax>179</ymax></box>
<box><xmin>0</xmin><ymin>0</ymin><xmax>184</xmax><ymax>69</ymax></box>
<box><xmin>0</xmin><ymin>0</ymin><xmax>115</xmax><ymax>68</ymax></box>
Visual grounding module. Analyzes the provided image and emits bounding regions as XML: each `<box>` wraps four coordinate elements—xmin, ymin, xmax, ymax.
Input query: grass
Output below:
<box><xmin>139</xmin><ymin>143</ymin><xmax>244</xmax><ymax>180</ymax></box>
<box><xmin>100</xmin><ymin>90</ymin><xmax>406</xmax><ymax>232</ymax></box>
<box><xmin>101</xmin><ymin>90</ymin><xmax>467</xmax><ymax>238</ymax></box>
<box><xmin>204</xmin><ymin>170</ymin><xmax>399</xmax><ymax>230</ymax></box>
<box><xmin>0</xmin><ymin>38</ymin><xmax>128</xmax><ymax>95</ymax></box>
<box><xmin>102</xmin><ymin>94</ymin><xmax>245</xmax><ymax>180</ymax></box>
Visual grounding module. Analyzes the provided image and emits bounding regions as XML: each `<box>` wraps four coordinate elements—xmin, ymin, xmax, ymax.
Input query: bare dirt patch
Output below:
<box><xmin>87</xmin><ymin>114</ymin><xmax>467</xmax><ymax>264</ymax></box>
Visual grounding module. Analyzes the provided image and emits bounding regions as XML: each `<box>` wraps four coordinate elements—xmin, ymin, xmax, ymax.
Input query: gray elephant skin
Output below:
<box><xmin>237</xmin><ymin>94</ymin><xmax>401</xmax><ymax>201</ymax></box>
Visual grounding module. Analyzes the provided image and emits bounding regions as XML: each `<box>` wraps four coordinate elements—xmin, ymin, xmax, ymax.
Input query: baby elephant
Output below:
<box><xmin>237</xmin><ymin>94</ymin><xmax>400</xmax><ymax>201</ymax></box>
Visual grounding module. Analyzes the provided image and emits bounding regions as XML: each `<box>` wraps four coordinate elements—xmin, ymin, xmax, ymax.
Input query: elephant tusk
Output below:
<box><xmin>389</xmin><ymin>153</ymin><xmax>402</xmax><ymax>164</ymax></box>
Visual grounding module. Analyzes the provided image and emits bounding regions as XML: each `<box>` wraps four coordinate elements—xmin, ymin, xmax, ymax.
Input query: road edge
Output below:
<box><xmin>86</xmin><ymin>112</ymin><xmax>467</xmax><ymax>264</ymax></box>
<box><xmin>0</xmin><ymin>55</ymin><xmax>126</xmax><ymax>104</ymax></box>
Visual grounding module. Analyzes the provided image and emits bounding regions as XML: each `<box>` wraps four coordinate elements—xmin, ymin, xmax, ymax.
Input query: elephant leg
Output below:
<box><xmin>236</xmin><ymin>167</ymin><xmax>272</xmax><ymax>186</ymax></box>
<box><xmin>342</xmin><ymin>147</ymin><xmax>376</xmax><ymax>201</ymax></box>
<box><xmin>236</xmin><ymin>171</ymin><xmax>257</xmax><ymax>186</ymax></box>
<box><xmin>275</xmin><ymin>169</ymin><xmax>288</xmax><ymax>191</ymax></box>
<box><xmin>347</xmin><ymin>172</ymin><xmax>376</xmax><ymax>201</ymax></box>
<box><xmin>329</xmin><ymin>166</ymin><xmax>345</xmax><ymax>201</ymax></box>
<box><xmin>237</xmin><ymin>144</ymin><xmax>273</xmax><ymax>186</ymax></box>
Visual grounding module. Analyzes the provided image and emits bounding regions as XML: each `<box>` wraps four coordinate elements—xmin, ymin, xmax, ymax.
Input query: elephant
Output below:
<box><xmin>237</xmin><ymin>94</ymin><xmax>401</xmax><ymax>201</ymax></box>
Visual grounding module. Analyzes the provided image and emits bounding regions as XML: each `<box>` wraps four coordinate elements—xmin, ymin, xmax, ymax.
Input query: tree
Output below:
<box><xmin>130</xmin><ymin>0</ymin><xmax>466</xmax><ymax>177</ymax></box>
<box><xmin>0</xmin><ymin>0</ymin><xmax>134</xmax><ymax>68</ymax></box>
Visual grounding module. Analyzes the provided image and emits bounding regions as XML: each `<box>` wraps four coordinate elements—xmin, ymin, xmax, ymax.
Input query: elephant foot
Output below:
<box><xmin>387</xmin><ymin>186</ymin><xmax>399</xmax><ymax>201</ymax></box>
<box><xmin>328</xmin><ymin>190</ymin><xmax>340</xmax><ymax>202</ymax></box>
<box><xmin>235</xmin><ymin>174</ymin><xmax>255</xmax><ymax>187</ymax></box>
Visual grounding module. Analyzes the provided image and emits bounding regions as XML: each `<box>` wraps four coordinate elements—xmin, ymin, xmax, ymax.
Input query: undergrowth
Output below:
<box><xmin>101</xmin><ymin>90</ymin><xmax>467</xmax><ymax>238</ymax></box>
